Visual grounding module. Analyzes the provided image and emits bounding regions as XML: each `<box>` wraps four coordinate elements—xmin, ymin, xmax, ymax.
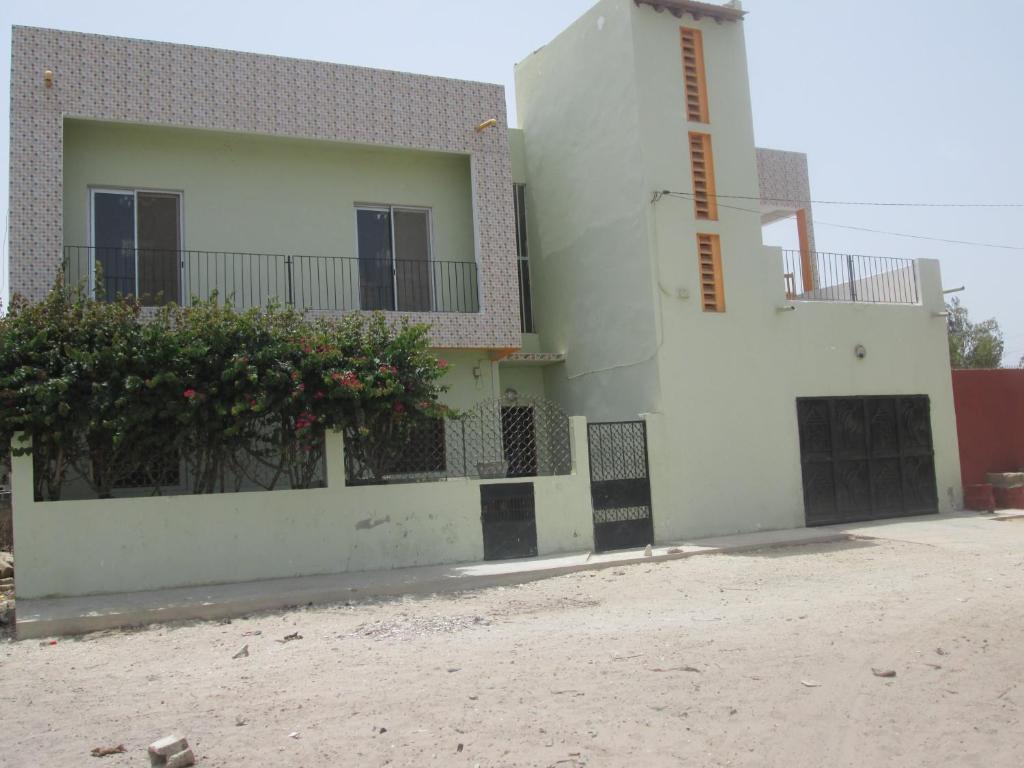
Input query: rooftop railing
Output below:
<box><xmin>782</xmin><ymin>250</ymin><xmax>920</xmax><ymax>305</ymax></box>
<box><xmin>62</xmin><ymin>246</ymin><xmax>480</xmax><ymax>313</ymax></box>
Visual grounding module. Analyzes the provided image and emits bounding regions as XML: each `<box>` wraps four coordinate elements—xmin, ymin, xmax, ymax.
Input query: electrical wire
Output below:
<box><xmin>658</xmin><ymin>192</ymin><xmax>1024</xmax><ymax>252</ymax></box>
<box><xmin>657</xmin><ymin>190</ymin><xmax>1024</xmax><ymax>209</ymax></box>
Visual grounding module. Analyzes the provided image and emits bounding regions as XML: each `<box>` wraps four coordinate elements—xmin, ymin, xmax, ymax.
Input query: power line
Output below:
<box><xmin>657</xmin><ymin>192</ymin><xmax>1024</xmax><ymax>252</ymax></box>
<box><xmin>656</xmin><ymin>190</ymin><xmax>1024</xmax><ymax>209</ymax></box>
<box><xmin>812</xmin><ymin>219</ymin><xmax>1024</xmax><ymax>251</ymax></box>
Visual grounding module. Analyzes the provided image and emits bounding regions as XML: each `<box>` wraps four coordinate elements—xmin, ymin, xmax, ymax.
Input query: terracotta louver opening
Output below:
<box><xmin>688</xmin><ymin>132</ymin><xmax>718</xmax><ymax>221</ymax></box>
<box><xmin>680</xmin><ymin>27</ymin><xmax>709</xmax><ymax>123</ymax></box>
<box><xmin>697</xmin><ymin>233</ymin><xmax>725</xmax><ymax>312</ymax></box>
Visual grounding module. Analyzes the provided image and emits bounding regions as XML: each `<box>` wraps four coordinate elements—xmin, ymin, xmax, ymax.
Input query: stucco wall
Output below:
<box><xmin>64</xmin><ymin>120</ymin><xmax>476</xmax><ymax>265</ymax></box>
<box><xmin>633</xmin><ymin>6</ymin><xmax>959</xmax><ymax>538</ymax></box>
<box><xmin>951</xmin><ymin>369</ymin><xmax>1024</xmax><ymax>486</ymax></box>
<box><xmin>10</xmin><ymin>26</ymin><xmax>520</xmax><ymax>349</ymax></box>
<box><xmin>11</xmin><ymin>418</ymin><xmax>594</xmax><ymax>599</ymax></box>
<box><xmin>514</xmin><ymin>0</ymin><xmax>661</xmax><ymax>421</ymax></box>
<box><xmin>515</xmin><ymin>1</ymin><xmax>961</xmax><ymax>541</ymax></box>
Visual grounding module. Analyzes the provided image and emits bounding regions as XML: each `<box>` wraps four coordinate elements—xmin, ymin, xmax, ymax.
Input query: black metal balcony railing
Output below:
<box><xmin>62</xmin><ymin>246</ymin><xmax>480</xmax><ymax>313</ymax></box>
<box><xmin>782</xmin><ymin>250</ymin><xmax>920</xmax><ymax>305</ymax></box>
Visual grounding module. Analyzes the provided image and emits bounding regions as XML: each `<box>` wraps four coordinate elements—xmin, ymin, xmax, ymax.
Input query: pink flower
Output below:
<box><xmin>437</xmin><ymin>358</ymin><xmax>449</xmax><ymax>369</ymax></box>
<box><xmin>392</xmin><ymin>402</ymin><xmax>406</xmax><ymax>414</ymax></box>
<box><xmin>294</xmin><ymin>411</ymin><xmax>316</xmax><ymax>433</ymax></box>
<box><xmin>330</xmin><ymin>371</ymin><xmax>364</xmax><ymax>391</ymax></box>
<box><xmin>183</xmin><ymin>388</ymin><xmax>197</xmax><ymax>399</ymax></box>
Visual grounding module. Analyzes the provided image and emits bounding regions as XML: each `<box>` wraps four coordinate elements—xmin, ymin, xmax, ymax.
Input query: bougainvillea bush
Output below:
<box><xmin>0</xmin><ymin>282</ymin><xmax>449</xmax><ymax>499</ymax></box>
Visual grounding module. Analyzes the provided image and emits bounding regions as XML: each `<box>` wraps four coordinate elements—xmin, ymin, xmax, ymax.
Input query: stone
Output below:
<box><xmin>164</xmin><ymin>748</ymin><xmax>196</xmax><ymax>768</ymax></box>
<box><xmin>149</xmin><ymin>736</ymin><xmax>190</xmax><ymax>767</ymax></box>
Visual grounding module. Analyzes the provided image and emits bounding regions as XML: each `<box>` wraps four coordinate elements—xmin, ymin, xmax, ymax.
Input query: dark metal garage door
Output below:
<box><xmin>796</xmin><ymin>396</ymin><xmax>938</xmax><ymax>526</ymax></box>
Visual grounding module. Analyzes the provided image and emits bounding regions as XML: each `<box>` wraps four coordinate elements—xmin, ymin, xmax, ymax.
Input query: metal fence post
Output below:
<box><xmin>285</xmin><ymin>255</ymin><xmax>294</xmax><ymax>306</ymax></box>
<box><xmin>846</xmin><ymin>253</ymin><xmax>858</xmax><ymax>302</ymax></box>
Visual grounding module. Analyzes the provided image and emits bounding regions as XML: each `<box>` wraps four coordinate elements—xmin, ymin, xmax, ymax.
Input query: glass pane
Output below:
<box><xmin>137</xmin><ymin>192</ymin><xmax>181</xmax><ymax>306</ymax></box>
<box><xmin>93</xmin><ymin>192</ymin><xmax>136</xmax><ymax>300</ymax></box>
<box><xmin>357</xmin><ymin>209</ymin><xmax>394</xmax><ymax>311</ymax></box>
<box><xmin>518</xmin><ymin>260</ymin><xmax>534</xmax><ymax>333</ymax></box>
<box><xmin>393</xmin><ymin>209</ymin><xmax>431</xmax><ymax>312</ymax></box>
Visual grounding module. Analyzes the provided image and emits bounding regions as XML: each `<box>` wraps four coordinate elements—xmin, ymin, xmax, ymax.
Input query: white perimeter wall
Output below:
<box><xmin>11</xmin><ymin>418</ymin><xmax>594</xmax><ymax>599</ymax></box>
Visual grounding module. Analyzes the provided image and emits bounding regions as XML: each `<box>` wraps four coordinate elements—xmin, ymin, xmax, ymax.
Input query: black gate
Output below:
<box><xmin>480</xmin><ymin>483</ymin><xmax>538</xmax><ymax>560</ymax></box>
<box><xmin>797</xmin><ymin>395</ymin><xmax>938</xmax><ymax>526</ymax></box>
<box><xmin>587</xmin><ymin>421</ymin><xmax>654</xmax><ymax>552</ymax></box>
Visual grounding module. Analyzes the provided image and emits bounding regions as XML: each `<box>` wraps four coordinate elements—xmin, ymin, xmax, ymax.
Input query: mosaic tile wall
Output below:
<box><xmin>755</xmin><ymin>147</ymin><xmax>816</xmax><ymax>253</ymax></box>
<box><xmin>9</xmin><ymin>26</ymin><xmax>521</xmax><ymax>349</ymax></box>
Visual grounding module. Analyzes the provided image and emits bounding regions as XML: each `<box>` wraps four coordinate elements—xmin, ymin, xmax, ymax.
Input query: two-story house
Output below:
<box><xmin>7</xmin><ymin>0</ymin><xmax>961</xmax><ymax>600</ymax></box>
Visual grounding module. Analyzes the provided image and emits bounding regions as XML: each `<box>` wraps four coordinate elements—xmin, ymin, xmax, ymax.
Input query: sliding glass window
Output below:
<box><xmin>355</xmin><ymin>206</ymin><xmax>433</xmax><ymax>311</ymax></box>
<box><xmin>91</xmin><ymin>189</ymin><xmax>182</xmax><ymax>305</ymax></box>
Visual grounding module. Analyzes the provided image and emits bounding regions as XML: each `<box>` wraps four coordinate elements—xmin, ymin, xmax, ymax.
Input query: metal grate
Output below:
<box><xmin>33</xmin><ymin>430</ymin><xmax>327</xmax><ymax>501</ymax></box>
<box><xmin>449</xmin><ymin>396</ymin><xmax>572</xmax><ymax>480</ymax></box>
<box><xmin>63</xmin><ymin>246</ymin><xmax>480</xmax><ymax>313</ymax></box>
<box><xmin>588</xmin><ymin>421</ymin><xmax>649</xmax><ymax>482</ymax></box>
<box><xmin>343</xmin><ymin>418</ymin><xmax>448</xmax><ymax>486</ymax></box>
<box><xmin>344</xmin><ymin>396</ymin><xmax>573</xmax><ymax>485</ymax></box>
<box><xmin>782</xmin><ymin>250</ymin><xmax>919</xmax><ymax>305</ymax></box>
<box><xmin>588</xmin><ymin>420</ymin><xmax>654</xmax><ymax>552</ymax></box>
<box><xmin>480</xmin><ymin>483</ymin><xmax>538</xmax><ymax>561</ymax></box>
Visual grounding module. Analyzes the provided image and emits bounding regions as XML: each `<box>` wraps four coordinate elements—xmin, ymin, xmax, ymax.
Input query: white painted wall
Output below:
<box><xmin>11</xmin><ymin>418</ymin><xmax>594</xmax><ymax>599</ymax></box>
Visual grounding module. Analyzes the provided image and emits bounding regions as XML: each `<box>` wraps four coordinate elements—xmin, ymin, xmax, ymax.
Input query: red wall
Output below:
<box><xmin>952</xmin><ymin>369</ymin><xmax>1024</xmax><ymax>486</ymax></box>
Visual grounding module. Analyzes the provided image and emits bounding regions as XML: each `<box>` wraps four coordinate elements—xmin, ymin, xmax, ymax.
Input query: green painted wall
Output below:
<box><xmin>63</xmin><ymin>120</ymin><xmax>477</xmax><ymax>304</ymax></box>
<box><xmin>436</xmin><ymin>350</ymin><xmax>500</xmax><ymax>409</ymax></box>
<box><xmin>11</xmin><ymin>419</ymin><xmax>594</xmax><ymax>598</ymax></box>
<box><xmin>498</xmin><ymin>365</ymin><xmax>548</xmax><ymax>401</ymax></box>
<box><xmin>516</xmin><ymin>0</ymin><xmax>961</xmax><ymax>539</ymax></box>
<box><xmin>515</xmin><ymin>0</ymin><xmax>660</xmax><ymax>421</ymax></box>
<box><xmin>509</xmin><ymin>129</ymin><xmax>528</xmax><ymax>184</ymax></box>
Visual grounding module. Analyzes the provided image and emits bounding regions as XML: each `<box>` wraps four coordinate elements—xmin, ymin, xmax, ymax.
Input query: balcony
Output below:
<box><xmin>63</xmin><ymin>246</ymin><xmax>480</xmax><ymax>313</ymax></box>
<box><xmin>782</xmin><ymin>250</ymin><xmax>920</xmax><ymax>305</ymax></box>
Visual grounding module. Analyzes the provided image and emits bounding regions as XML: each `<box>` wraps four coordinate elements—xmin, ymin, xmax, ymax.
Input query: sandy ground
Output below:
<box><xmin>2</xmin><ymin>515</ymin><xmax>1023</xmax><ymax>767</ymax></box>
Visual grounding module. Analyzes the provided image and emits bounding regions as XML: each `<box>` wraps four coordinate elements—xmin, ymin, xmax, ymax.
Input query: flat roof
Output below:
<box><xmin>633</xmin><ymin>0</ymin><xmax>746</xmax><ymax>22</ymax></box>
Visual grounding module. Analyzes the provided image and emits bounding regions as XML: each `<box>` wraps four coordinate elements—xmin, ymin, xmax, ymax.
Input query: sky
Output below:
<box><xmin>1</xmin><ymin>0</ymin><xmax>1022</xmax><ymax>362</ymax></box>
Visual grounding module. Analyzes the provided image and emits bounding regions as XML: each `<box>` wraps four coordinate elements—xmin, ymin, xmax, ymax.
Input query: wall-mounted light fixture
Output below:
<box><xmin>932</xmin><ymin>311</ymin><xmax>950</xmax><ymax>318</ymax></box>
<box><xmin>504</xmin><ymin>387</ymin><xmax>519</xmax><ymax>401</ymax></box>
<box><xmin>475</xmin><ymin>118</ymin><xmax>498</xmax><ymax>133</ymax></box>
<box><xmin>43</xmin><ymin>69</ymin><xmax>54</xmax><ymax>88</ymax></box>
<box><xmin>854</xmin><ymin>344</ymin><xmax>867</xmax><ymax>359</ymax></box>
<box><xmin>775</xmin><ymin>304</ymin><xmax>796</xmax><ymax>312</ymax></box>
<box><xmin>942</xmin><ymin>286</ymin><xmax>965</xmax><ymax>295</ymax></box>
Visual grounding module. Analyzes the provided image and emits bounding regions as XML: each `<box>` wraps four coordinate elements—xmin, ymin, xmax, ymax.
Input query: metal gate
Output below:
<box><xmin>480</xmin><ymin>483</ymin><xmax>538</xmax><ymax>561</ymax></box>
<box><xmin>797</xmin><ymin>395</ymin><xmax>938</xmax><ymax>526</ymax></box>
<box><xmin>587</xmin><ymin>421</ymin><xmax>654</xmax><ymax>552</ymax></box>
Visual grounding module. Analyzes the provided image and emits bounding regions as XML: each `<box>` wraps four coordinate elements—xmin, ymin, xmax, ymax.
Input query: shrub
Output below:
<box><xmin>0</xmin><ymin>282</ymin><xmax>449</xmax><ymax>498</ymax></box>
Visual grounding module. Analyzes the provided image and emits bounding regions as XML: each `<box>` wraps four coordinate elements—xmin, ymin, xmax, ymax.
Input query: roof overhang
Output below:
<box><xmin>633</xmin><ymin>0</ymin><xmax>746</xmax><ymax>23</ymax></box>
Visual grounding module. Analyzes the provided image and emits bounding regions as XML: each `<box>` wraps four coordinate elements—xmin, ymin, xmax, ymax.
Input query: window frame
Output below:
<box><xmin>353</xmin><ymin>203</ymin><xmax>435</xmax><ymax>312</ymax></box>
<box><xmin>87</xmin><ymin>186</ymin><xmax>185</xmax><ymax>301</ymax></box>
<box><xmin>680</xmin><ymin>27</ymin><xmax>710</xmax><ymax>124</ymax></box>
<box><xmin>687</xmin><ymin>132</ymin><xmax>718</xmax><ymax>221</ymax></box>
<box><xmin>513</xmin><ymin>183</ymin><xmax>535</xmax><ymax>333</ymax></box>
<box><xmin>696</xmin><ymin>232</ymin><xmax>725</xmax><ymax>313</ymax></box>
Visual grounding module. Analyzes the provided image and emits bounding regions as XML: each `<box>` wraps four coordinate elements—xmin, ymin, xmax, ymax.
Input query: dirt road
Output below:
<box><xmin>2</xmin><ymin>514</ymin><xmax>1023</xmax><ymax>767</ymax></box>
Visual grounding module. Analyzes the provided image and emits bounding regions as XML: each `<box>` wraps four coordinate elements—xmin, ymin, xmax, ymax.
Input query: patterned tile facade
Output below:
<box><xmin>756</xmin><ymin>147</ymin><xmax>816</xmax><ymax>253</ymax></box>
<box><xmin>8</xmin><ymin>26</ymin><xmax>521</xmax><ymax>349</ymax></box>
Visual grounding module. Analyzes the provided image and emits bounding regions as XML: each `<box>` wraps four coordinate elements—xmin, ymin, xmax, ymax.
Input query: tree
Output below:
<box><xmin>946</xmin><ymin>297</ymin><xmax>1004</xmax><ymax>369</ymax></box>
